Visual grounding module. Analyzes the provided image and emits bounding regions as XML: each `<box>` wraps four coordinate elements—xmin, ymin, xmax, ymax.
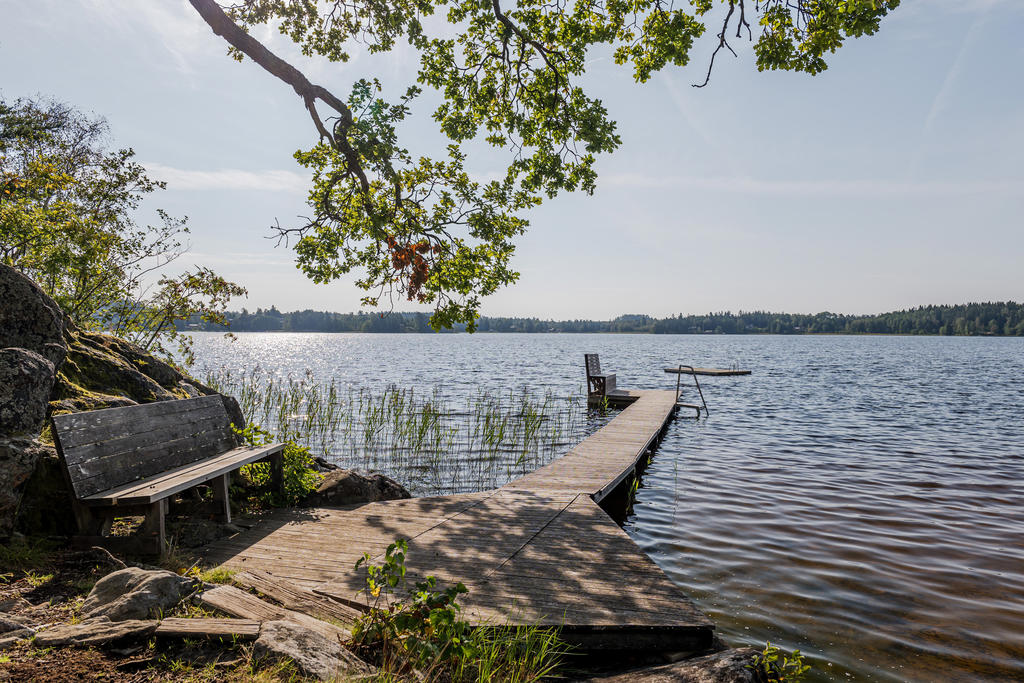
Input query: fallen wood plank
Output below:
<box><xmin>199</xmin><ymin>584</ymin><xmax>352</xmax><ymax>641</ymax></box>
<box><xmin>233</xmin><ymin>569</ymin><xmax>365</xmax><ymax>623</ymax></box>
<box><xmin>155</xmin><ymin>617</ymin><xmax>260</xmax><ymax>640</ymax></box>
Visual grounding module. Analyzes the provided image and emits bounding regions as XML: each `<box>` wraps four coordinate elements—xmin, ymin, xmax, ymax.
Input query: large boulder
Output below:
<box><xmin>81</xmin><ymin>567</ymin><xmax>199</xmax><ymax>621</ymax></box>
<box><xmin>59</xmin><ymin>332</ymin><xmax>177</xmax><ymax>406</ymax></box>
<box><xmin>301</xmin><ymin>469</ymin><xmax>411</xmax><ymax>507</ymax></box>
<box><xmin>51</xmin><ymin>330</ymin><xmax>244</xmax><ymax>433</ymax></box>
<box><xmin>0</xmin><ymin>265</ymin><xmax>67</xmax><ymax>369</ymax></box>
<box><xmin>0</xmin><ymin>264</ymin><xmax>248</xmax><ymax>531</ymax></box>
<box><xmin>584</xmin><ymin>648</ymin><xmax>761</xmax><ymax>683</ymax></box>
<box><xmin>86</xmin><ymin>331</ymin><xmax>184</xmax><ymax>388</ymax></box>
<box><xmin>14</xmin><ymin>447</ymin><xmax>76</xmax><ymax>536</ymax></box>
<box><xmin>0</xmin><ymin>439</ymin><xmax>56</xmax><ymax>538</ymax></box>
<box><xmin>0</xmin><ymin>348</ymin><xmax>55</xmax><ymax>437</ymax></box>
<box><xmin>253</xmin><ymin>620</ymin><xmax>372</xmax><ymax>680</ymax></box>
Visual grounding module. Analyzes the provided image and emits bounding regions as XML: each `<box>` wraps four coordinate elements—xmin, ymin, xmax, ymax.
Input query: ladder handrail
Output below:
<box><xmin>675</xmin><ymin>364</ymin><xmax>709</xmax><ymax>416</ymax></box>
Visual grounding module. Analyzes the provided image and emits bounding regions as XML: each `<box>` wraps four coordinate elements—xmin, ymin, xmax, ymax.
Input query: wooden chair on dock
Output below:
<box><xmin>585</xmin><ymin>354</ymin><xmax>616</xmax><ymax>401</ymax></box>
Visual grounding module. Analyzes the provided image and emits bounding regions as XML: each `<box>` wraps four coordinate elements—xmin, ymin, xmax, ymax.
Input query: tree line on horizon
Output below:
<box><xmin>178</xmin><ymin>302</ymin><xmax>1024</xmax><ymax>336</ymax></box>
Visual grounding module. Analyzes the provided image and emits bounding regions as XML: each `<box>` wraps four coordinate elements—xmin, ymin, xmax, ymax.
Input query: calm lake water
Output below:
<box><xmin>188</xmin><ymin>332</ymin><xmax>1024</xmax><ymax>682</ymax></box>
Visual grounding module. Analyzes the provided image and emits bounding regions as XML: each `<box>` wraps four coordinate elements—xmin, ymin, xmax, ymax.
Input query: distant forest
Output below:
<box><xmin>177</xmin><ymin>302</ymin><xmax>1024</xmax><ymax>336</ymax></box>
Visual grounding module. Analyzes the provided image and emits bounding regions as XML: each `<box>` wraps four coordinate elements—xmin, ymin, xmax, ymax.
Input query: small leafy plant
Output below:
<box><xmin>351</xmin><ymin>539</ymin><xmax>474</xmax><ymax>675</ymax></box>
<box><xmin>234</xmin><ymin>423</ymin><xmax>322</xmax><ymax>507</ymax></box>
<box><xmin>749</xmin><ymin>642</ymin><xmax>811</xmax><ymax>682</ymax></box>
<box><xmin>351</xmin><ymin>540</ymin><xmax>569</xmax><ymax>681</ymax></box>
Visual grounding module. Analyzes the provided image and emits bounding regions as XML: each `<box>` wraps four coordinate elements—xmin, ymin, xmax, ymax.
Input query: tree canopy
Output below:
<box><xmin>181</xmin><ymin>302</ymin><xmax>1024</xmax><ymax>337</ymax></box>
<box><xmin>0</xmin><ymin>97</ymin><xmax>245</xmax><ymax>363</ymax></box>
<box><xmin>188</xmin><ymin>0</ymin><xmax>899</xmax><ymax>330</ymax></box>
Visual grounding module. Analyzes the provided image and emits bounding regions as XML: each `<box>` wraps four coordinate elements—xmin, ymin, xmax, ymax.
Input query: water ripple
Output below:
<box><xmin>188</xmin><ymin>332</ymin><xmax>1024</xmax><ymax>682</ymax></box>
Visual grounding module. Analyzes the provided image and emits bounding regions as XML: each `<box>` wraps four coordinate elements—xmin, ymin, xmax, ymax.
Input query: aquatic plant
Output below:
<box><xmin>749</xmin><ymin>642</ymin><xmax>811</xmax><ymax>682</ymax></box>
<box><xmin>204</xmin><ymin>368</ymin><xmax>594</xmax><ymax>495</ymax></box>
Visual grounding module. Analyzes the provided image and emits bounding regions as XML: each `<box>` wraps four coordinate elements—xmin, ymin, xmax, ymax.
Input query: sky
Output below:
<box><xmin>1</xmin><ymin>0</ymin><xmax>1022</xmax><ymax>319</ymax></box>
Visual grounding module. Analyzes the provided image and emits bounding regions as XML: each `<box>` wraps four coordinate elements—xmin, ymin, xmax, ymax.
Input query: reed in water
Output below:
<box><xmin>203</xmin><ymin>367</ymin><xmax>592</xmax><ymax>495</ymax></box>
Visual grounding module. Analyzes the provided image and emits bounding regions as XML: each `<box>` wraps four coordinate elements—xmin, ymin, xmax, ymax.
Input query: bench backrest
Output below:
<box><xmin>584</xmin><ymin>353</ymin><xmax>602</xmax><ymax>378</ymax></box>
<box><xmin>52</xmin><ymin>395</ymin><xmax>237</xmax><ymax>499</ymax></box>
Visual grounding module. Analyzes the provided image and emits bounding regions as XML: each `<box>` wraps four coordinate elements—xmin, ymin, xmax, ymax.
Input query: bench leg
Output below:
<box><xmin>270</xmin><ymin>452</ymin><xmax>284</xmax><ymax>495</ymax></box>
<box><xmin>141</xmin><ymin>500</ymin><xmax>167</xmax><ymax>556</ymax></box>
<box><xmin>212</xmin><ymin>473</ymin><xmax>232</xmax><ymax>524</ymax></box>
<box><xmin>71</xmin><ymin>501</ymin><xmax>113</xmax><ymax>536</ymax></box>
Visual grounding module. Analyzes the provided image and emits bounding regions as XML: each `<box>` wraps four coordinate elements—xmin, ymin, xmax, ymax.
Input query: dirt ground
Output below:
<box><xmin>0</xmin><ymin>543</ymin><xmax>271</xmax><ymax>683</ymax></box>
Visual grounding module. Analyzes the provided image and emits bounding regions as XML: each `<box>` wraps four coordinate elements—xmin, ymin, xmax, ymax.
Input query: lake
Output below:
<box><xmin>188</xmin><ymin>332</ymin><xmax>1024</xmax><ymax>681</ymax></box>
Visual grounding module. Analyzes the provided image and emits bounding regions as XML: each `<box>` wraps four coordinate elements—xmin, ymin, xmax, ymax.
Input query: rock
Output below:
<box><xmin>312</xmin><ymin>456</ymin><xmax>339</xmax><ymax>473</ymax></box>
<box><xmin>584</xmin><ymin>648</ymin><xmax>761</xmax><ymax>683</ymax></box>
<box><xmin>81</xmin><ymin>567</ymin><xmax>198</xmax><ymax>621</ymax></box>
<box><xmin>83</xmin><ymin>331</ymin><xmax>183</xmax><ymax>388</ymax></box>
<box><xmin>0</xmin><ymin>265</ymin><xmax>67</xmax><ymax>369</ymax></box>
<box><xmin>0</xmin><ymin>629</ymin><xmax>33</xmax><ymax>650</ymax></box>
<box><xmin>13</xmin><ymin>447</ymin><xmax>75</xmax><ymax>537</ymax></box>
<box><xmin>301</xmin><ymin>469</ymin><xmax>411</xmax><ymax>507</ymax></box>
<box><xmin>167</xmin><ymin>518</ymin><xmax>245</xmax><ymax>548</ymax></box>
<box><xmin>32</xmin><ymin>617</ymin><xmax>157</xmax><ymax>648</ymax></box>
<box><xmin>0</xmin><ymin>349</ymin><xmax>56</xmax><ymax>438</ymax></box>
<box><xmin>0</xmin><ymin>615</ymin><xmax>33</xmax><ymax>635</ymax></box>
<box><xmin>253</xmin><ymin>620</ymin><xmax>372</xmax><ymax>680</ymax></box>
<box><xmin>0</xmin><ymin>439</ymin><xmax>56</xmax><ymax>538</ymax></box>
<box><xmin>60</xmin><ymin>333</ymin><xmax>177</xmax><ymax>405</ymax></box>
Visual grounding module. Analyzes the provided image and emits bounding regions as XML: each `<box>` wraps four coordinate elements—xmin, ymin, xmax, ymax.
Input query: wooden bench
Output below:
<box><xmin>584</xmin><ymin>353</ymin><xmax>617</xmax><ymax>400</ymax></box>
<box><xmin>51</xmin><ymin>395</ymin><xmax>284</xmax><ymax>555</ymax></box>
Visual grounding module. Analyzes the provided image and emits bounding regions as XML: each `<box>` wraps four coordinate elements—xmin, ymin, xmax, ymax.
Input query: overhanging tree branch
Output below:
<box><xmin>187</xmin><ymin>0</ymin><xmax>371</xmax><ymax>195</ymax></box>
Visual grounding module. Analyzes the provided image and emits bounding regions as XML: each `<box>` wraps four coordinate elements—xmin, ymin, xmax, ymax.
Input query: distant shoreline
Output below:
<box><xmin>178</xmin><ymin>301</ymin><xmax>1024</xmax><ymax>337</ymax></box>
<box><xmin>187</xmin><ymin>330</ymin><xmax>1019</xmax><ymax>337</ymax></box>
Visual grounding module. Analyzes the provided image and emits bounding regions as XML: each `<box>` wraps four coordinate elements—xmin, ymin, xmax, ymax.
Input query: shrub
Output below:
<box><xmin>234</xmin><ymin>424</ymin><xmax>322</xmax><ymax>508</ymax></box>
<box><xmin>352</xmin><ymin>539</ymin><xmax>568</xmax><ymax>681</ymax></box>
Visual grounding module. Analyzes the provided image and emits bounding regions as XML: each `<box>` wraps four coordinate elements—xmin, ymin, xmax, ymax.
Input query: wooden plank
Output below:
<box><xmin>69</xmin><ymin>429</ymin><xmax>238</xmax><ymax>498</ymax></box>
<box><xmin>66</xmin><ymin>414</ymin><xmax>232</xmax><ymax>482</ymax></box>
<box><xmin>156</xmin><ymin>617</ymin><xmax>261</xmax><ymax>640</ymax></box>
<box><xmin>82</xmin><ymin>443</ymin><xmax>284</xmax><ymax>505</ymax></box>
<box><xmin>199</xmin><ymin>585</ymin><xmax>353</xmax><ymax>640</ymax></box>
<box><xmin>62</xmin><ymin>411</ymin><xmax>227</xmax><ymax>466</ymax></box>
<box><xmin>54</xmin><ymin>395</ymin><xmax>225</xmax><ymax>448</ymax></box>
<box><xmin>233</xmin><ymin>570</ymin><xmax>364</xmax><ymax>623</ymax></box>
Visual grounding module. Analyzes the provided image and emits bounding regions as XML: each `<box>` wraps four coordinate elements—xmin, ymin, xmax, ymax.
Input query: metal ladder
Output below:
<box><xmin>674</xmin><ymin>364</ymin><xmax>709</xmax><ymax>417</ymax></box>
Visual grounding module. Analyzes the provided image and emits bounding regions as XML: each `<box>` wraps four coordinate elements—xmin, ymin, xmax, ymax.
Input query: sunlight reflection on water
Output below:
<box><xmin>189</xmin><ymin>332</ymin><xmax>1024</xmax><ymax>682</ymax></box>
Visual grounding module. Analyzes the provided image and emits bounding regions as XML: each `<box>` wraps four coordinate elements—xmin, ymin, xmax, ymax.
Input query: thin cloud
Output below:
<box><xmin>187</xmin><ymin>252</ymin><xmax>294</xmax><ymax>267</ymax></box>
<box><xmin>662</xmin><ymin>75</ymin><xmax>743</xmax><ymax>177</ymax></box>
<box><xmin>81</xmin><ymin>0</ymin><xmax>209</xmax><ymax>76</ymax></box>
<box><xmin>907</xmin><ymin>5</ymin><xmax>990</xmax><ymax>179</ymax></box>
<box><xmin>602</xmin><ymin>173</ymin><xmax>1024</xmax><ymax>198</ymax></box>
<box><xmin>144</xmin><ymin>163</ymin><xmax>309</xmax><ymax>193</ymax></box>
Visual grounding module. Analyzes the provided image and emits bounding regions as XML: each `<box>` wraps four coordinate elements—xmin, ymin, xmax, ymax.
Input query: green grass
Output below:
<box><xmin>0</xmin><ymin>537</ymin><xmax>59</xmax><ymax>574</ymax></box>
<box><xmin>199</xmin><ymin>567</ymin><xmax>237</xmax><ymax>585</ymax></box>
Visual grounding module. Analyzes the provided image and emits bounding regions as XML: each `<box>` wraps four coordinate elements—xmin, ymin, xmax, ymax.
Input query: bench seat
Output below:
<box><xmin>81</xmin><ymin>443</ymin><xmax>284</xmax><ymax>506</ymax></box>
<box><xmin>52</xmin><ymin>394</ymin><xmax>285</xmax><ymax>555</ymax></box>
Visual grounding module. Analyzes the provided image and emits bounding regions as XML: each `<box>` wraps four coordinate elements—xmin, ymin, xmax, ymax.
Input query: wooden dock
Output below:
<box><xmin>200</xmin><ymin>390</ymin><xmax>714</xmax><ymax>651</ymax></box>
<box><xmin>663</xmin><ymin>367</ymin><xmax>751</xmax><ymax>376</ymax></box>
